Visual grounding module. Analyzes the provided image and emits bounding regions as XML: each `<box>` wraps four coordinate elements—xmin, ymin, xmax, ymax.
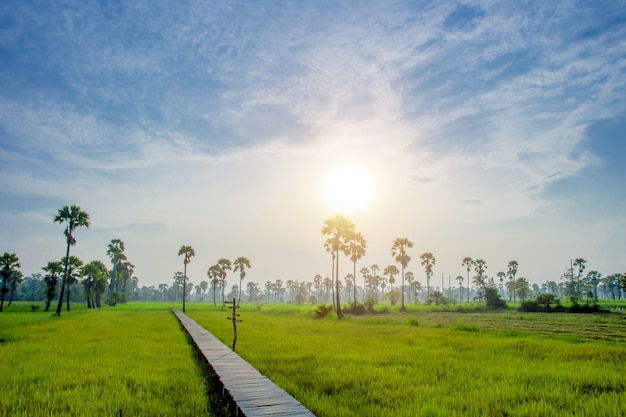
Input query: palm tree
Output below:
<box><xmin>346</xmin><ymin>231</ymin><xmax>367</xmax><ymax>305</ymax></box>
<box><xmin>455</xmin><ymin>275</ymin><xmax>464</xmax><ymax>301</ymax></box>
<box><xmin>7</xmin><ymin>270</ymin><xmax>23</xmax><ymax>307</ymax></box>
<box><xmin>106</xmin><ymin>239</ymin><xmax>127</xmax><ymax>293</ymax></box>
<box><xmin>384</xmin><ymin>265</ymin><xmax>399</xmax><ymax>290</ymax></box>
<box><xmin>178</xmin><ymin>245</ymin><xmax>195</xmax><ymax>313</ymax></box>
<box><xmin>322</xmin><ymin>214</ymin><xmax>355</xmax><ymax>318</ymax></box>
<box><xmin>233</xmin><ymin>257</ymin><xmax>251</xmax><ymax>306</ymax></box>
<box><xmin>0</xmin><ymin>253</ymin><xmax>20</xmax><ymax>312</ymax></box>
<box><xmin>392</xmin><ymin>238</ymin><xmax>413</xmax><ymax>312</ymax></box>
<box><xmin>207</xmin><ymin>265</ymin><xmax>220</xmax><ymax>306</ymax></box>
<box><xmin>420</xmin><ymin>252</ymin><xmax>436</xmax><ymax>299</ymax></box>
<box><xmin>405</xmin><ymin>271</ymin><xmax>415</xmax><ymax>303</ymax></box>
<box><xmin>507</xmin><ymin>260</ymin><xmax>519</xmax><ymax>300</ymax></box>
<box><xmin>573</xmin><ymin>258</ymin><xmax>586</xmax><ymax>297</ymax></box>
<box><xmin>83</xmin><ymin>260</ymin><xmax>108</xmax><ymax>308</ymax></box>
<box><xmin>359</xmin><ymin>267</ymin><xmax>370</xmax><ymax>301</ymax></box>
<box><xmin>497</xmin><ymin>271</ymin><xmax>506</xmax><ymax>298</ymax></box>
<box><xmin>61</xmin><ymin>255</ymin><xmax>83</xmax><ymax>311</ymax></box>
<box><xmin>42</xmin><ymin>261</ymin><xmax>63</xmax><ymax>312</ymax></box>
<box><xmin>515</xmin><ymin>277</ymin><xmax>531</xmax><ymax>302</ymax></box>
<box><xmin>54</xmin><ymin>205</ymin><xmax>90</xmax><ymax>316</ymax></box>
<box><xmin>217</xmin><ymin>258</ymin><xmax>232</xmax><ymax>308</ymax></box>
<box><xmin>585</xmin><ymin>270</ymin><xmax>601</xmax><ymax>302</ymax></box>
<box><xmin>462</xmin><ymin>257</ymin><xmax>474</xmax><ymax>303</ymax></box>
<box><xmin>474</xmin><ymin>259</ymin><xmax>488</xmax><ymax>288</ymax></box>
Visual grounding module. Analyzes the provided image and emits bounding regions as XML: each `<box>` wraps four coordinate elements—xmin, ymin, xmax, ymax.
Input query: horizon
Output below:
<box><xmin>1</xmin><ymin>1</ymin><xmax>625</xmax><ymax>290</ymax></box>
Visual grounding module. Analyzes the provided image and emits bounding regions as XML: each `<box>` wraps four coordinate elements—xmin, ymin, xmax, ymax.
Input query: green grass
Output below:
<box><xmin>187</xmin><ymin>303</ymin><xmax>626</xmax><ymax>417</ymax></box>
<box><xmin>3</xmin><ymin>301</ymin><xmax>626</xmax><ymax>417</ymax></box>
<box><xmin>0</xmin><ymin>303</ymin><xmax>212</xmax><ymax>417</ymax></box>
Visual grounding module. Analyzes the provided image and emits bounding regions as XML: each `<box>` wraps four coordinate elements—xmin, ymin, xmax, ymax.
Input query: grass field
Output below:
<box><xmin>0</xmin><ymin>303</ymin><xmax>212</xmax><ymax>417</ymax></box>
<box><xmin>186</xmin><ymin>302</ymin><xmax>626</xmax><ymax>417</ymax></box>
<box><xmin>1</xmin><ymin>301</ymin><xmax>625</xmax><ymax>417</ymax></box>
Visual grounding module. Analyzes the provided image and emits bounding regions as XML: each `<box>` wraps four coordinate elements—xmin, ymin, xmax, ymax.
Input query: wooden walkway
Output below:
<box><xmin>173</xmin><ymin>310</ymin><xmax>316</xmax><ymax>417</ymax></box>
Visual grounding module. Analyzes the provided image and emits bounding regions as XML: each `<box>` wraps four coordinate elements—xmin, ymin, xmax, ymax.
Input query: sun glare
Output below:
<box><xmin>325</xmin><ymin>166</ymin><xmax>373</xmax><ymax>213</ymax></box>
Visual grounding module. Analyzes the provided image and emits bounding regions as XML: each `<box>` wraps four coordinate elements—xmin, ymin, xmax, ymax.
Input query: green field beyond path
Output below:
<box><xmin>187</xmin><ymin>303</ymin><xmax>626</xmax><ymax>417</ymax></box>
<box><xmin>1</xmin><ymin>302</ymin><xmax>625</xmax><ymax>417</ymax></box>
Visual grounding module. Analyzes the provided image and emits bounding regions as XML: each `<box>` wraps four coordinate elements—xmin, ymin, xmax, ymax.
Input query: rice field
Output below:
<box><xmin>186</xmin><ymin>303</ymin><xmax>626</xmax><ymax>417</ymax></box>
<box><xmin>1</xmin><ymin>301</ymin><xmax>625</xmax><ymax>417</ymax></box>
<box><xmin>0</xmin><ymin>303</ymin><xmax>212</xmax><ymax>417</ymax></box>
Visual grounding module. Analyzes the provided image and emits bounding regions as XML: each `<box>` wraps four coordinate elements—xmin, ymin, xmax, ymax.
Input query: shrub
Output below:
<box><xmin>484</xmin><ymin>287</ymin><xmax>507</xmax><ymax>309</ymax></box>
<box><xmin>408</xmin><ymin>318</ymin><xmax>419</xmax><ymax>327</ymax></box>
<box><xmin>314</xmin><ymin>304</ymin><xmax>333</xmax><ymax>319</ymax></box>
<box><xmin>344</xmin><ymin>302</ymin><xmax>367</xmax><ymax>315</ymax></box>
<box><xmin>519</xmin><ymin>300</ymin><xmax>540</xmax><ymax>312</ymax></box>
<box><xmin>30</xmin><ymin>305</ymin><xmax>40</xmax><ymax>312</ymax></box>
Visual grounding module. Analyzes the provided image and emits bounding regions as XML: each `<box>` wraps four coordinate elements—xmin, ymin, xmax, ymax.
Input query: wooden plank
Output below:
<box><xmin>173</xmin><ymin>309</ymin><xmax>316</xmax><ymax>417</ymax></box>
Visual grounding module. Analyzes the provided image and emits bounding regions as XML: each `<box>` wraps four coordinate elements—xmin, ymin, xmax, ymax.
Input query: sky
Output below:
<box><xmin>1</xmin><ymin>1</ymin><xmax>625</xmax><ymax>292</ymax></box>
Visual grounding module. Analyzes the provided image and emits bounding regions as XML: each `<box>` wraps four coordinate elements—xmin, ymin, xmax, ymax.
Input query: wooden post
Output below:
<box><xmin>226</xmin><ymin>298</ymin><xmax>242</xmax><ymax>351</ymax></box>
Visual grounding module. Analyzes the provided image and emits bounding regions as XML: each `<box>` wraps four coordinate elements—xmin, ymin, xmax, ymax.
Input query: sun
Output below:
<box><xmin>325</xmin><ymin>166</ymin><xmax>373</xmax><ymax>213</ymax></box>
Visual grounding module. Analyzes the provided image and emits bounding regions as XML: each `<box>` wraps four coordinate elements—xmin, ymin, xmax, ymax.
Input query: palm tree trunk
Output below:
<box><xmin>335</xmin><ymin>254</ymin><xmax>343</xmax><ymax>318</ymax></box>
<box><xmin>56</xmin><ymin>241</ymin><xmax>71</xmax><ymax>316</ymax></box>
<box><xmin>66</xmin><ymin>283</ymin><xmax>72</xmax><ymax>311</ymax></box>
<box><xmin>182</xmin><ymin>265</ymin><xmax>187</xmax><ymax>313</ymax></box>
<box><xmin>353</xmin><ymin>261</ymin><xmax>357</xmax><ymax>305</ymax></box>
<box><xmin>400</xmin><ymin>266</ymin><xmax>406</xmax><ymax>312</ymax></box>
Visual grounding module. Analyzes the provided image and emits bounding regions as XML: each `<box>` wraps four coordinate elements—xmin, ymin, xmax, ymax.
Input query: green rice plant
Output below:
<box><xmin>188</xmin><ymin>305</ymin><xmax>626</xmax><ymax>417</ymax></box>
<box><xmin>0</xmin><ymin>306</ymin><xmax>212</xmax><ymax>417</ymax></box>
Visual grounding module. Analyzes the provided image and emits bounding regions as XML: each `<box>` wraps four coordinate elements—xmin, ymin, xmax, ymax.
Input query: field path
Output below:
<box><xmin>173</xmin><ymin>309</ymin><xmax>316</xmax><ymax>417</ymax></box>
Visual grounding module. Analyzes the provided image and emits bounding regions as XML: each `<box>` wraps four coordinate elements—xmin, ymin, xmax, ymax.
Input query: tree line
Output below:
<box><xmin>3</xmin><ymin>209</ymin><xmax>625</xmax><ymax>313</ymax></box>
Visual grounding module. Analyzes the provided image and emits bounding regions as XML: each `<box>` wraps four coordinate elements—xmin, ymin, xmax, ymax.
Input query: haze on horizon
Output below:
<box><xmin>1</xmin><ymin>1</ymin><xmax>625</xmax><ymax>292</ymax></box>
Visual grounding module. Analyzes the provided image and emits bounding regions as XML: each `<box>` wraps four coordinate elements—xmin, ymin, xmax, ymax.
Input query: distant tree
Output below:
<box><xmin>359</xmin><ymin>267</ymin><xmax>369</xmax><ymax>301</ymax></box>
<box><xmin>347</xmin><ymin>230</ymin><xmax>367</xmax><ymax>305</ymax></box>
<box><xmin>61</xmin><ymin>255</ymin><xmax>83</xmax><ymax>311</ymax></box>
<box><xmin>420</xmin><ymin>252</ymin><xmax>436</xmax><ymax>299</ymax></box>
<box><xmin>207</xmin><ymin>265</ymin><xmax>220</xmax><ymax>306</ymax></box>
<box><xmin>573</xmin><ymin>258</ymin><xmax>586</xmax><ymax>297</ymax></box>
<box><xmin>392</xmin><ymin>238</ymin><xmax>413</xmax><ymax>311</ymax></box>
<box><xmin>7</xmin><ymin>270</ymin><xmax>23</xmax><ymax>306</ymax></box>
<box><xmin>506</xmin><ymin>260</ymin><xmax>518</xmax><ymax>301</ymax></box>
<box><xmin>178</xmin><ymin>245</ymin><xmax>195</xmax><ymax>313</ymax></box>
<box><xmin>505</xmin><ymin>279</ymin><xmax>517</xmax><ymax>303</ymax></box>
<box><xmin>82</xmin><ymin>260</ymin><xmax>108</xmax><ymax>308</ymax></box>
<box><xmin>536</xmin><ymin>293</ymin><xmax>559</xmax><ymax>311</ymax></box>
<box><xmin>54</xmin><ymin>205</ymin><xmax>90</xmax><ymax>316</ymax></box>
<box><xmin>484</xmin><ymin>287</ymin><xmax>507</xmax><ymax>309</ymax></box>
<box><xmin>217</xmin><ymin>258</ymin><xmax>232</xmax><ymax>308</ymax></box>
<box><xmin>405</xmin><ymin>271</ymin><xmax>415</xmax><ymax>303</ymax></box>
<box><xmin>497</xmin><ymin>271</ymin><xmax>506</xmax><ymax>298</ymax></box>
<box><xmin>246</xmin><ymin>281</ymin><xmax>260</xmax><ymax>302</ymax></box>
<box><xmin>515</xmin><ymin>277</ymin><xmax>531</xmax><ymax>302</ymax></box>
<box><xmin>383</xmin><ymin>264</ymin><xmax>399</xmax><ymax>293</ymax></box>
<box><xmin>585</xmin><ymin>270</ymin><xmax>601</xmax><ymax>302</ymax></box>
<box><xmin>172</xmin><ymin>272</ymin><xmax>185</xmax><ymax>302</ymax></box>
<box><xmin>199</xmin><ymin>280</ymin><xmax>209</xmax><ymax>301</ymax></box>
<box><xmin>461</xmin><ymin>257</ymin><xmax>474</xmax><ymax>303</ymax></box>
<box><xmin>455</xmin><ymin>275</ymin><xmax>464</xmax><ymax>302</ymax></box>
<box><xmin>233</xmin><ymin>257</ymin><xmax>251</xmax><ymax>306</ymax></box>
<box><xmin>42</xmin><ymin>261</ymin><xmax>63</xmax><ymax>311</ymax></box>
<box><xmin>620</xmin><ymin>273</ymin><xmax>626</xmax><ymax>296</ymax></box>
<box><xmin>106</xmin><ymin>239</ymin><xmax>127</xmax><ymax>293</ymax></box>
<box><xmin>471</xmin><ymin>259</ymin><xmax>488</xmax><ymax>301</ymax></box>
<box><xmin>322</xmin><ymin>214</ymin><xmax>355</xmax><ymax>318</ymax></box>
<box><xmin>1</xmin><ymin>253</ymin><xmax>20</xmax><ymax>312</ymax></box>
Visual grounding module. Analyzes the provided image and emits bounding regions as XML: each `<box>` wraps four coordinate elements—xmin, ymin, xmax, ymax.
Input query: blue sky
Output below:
<box><xmin>1</xmin><ymin>1</ymin><xmax>625</xmax><ymax>291</ymax></box>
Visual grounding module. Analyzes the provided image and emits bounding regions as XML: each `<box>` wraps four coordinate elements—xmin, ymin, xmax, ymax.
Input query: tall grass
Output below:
<box><xmin>0</xmin><ymin>305</ymin><xmax>212</xmax><ymax>417</ymax></box>
<box><xmin>187</xmin><ymin>304</ymin><xmax>626</xmax><ymax>417</ymax></box>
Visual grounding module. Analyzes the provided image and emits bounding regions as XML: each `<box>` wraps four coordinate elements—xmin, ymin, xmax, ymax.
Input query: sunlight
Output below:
<box><xmin>325</xmin><ymin>165</ymin><xmax>373</xmax><ymax>213</ymax></box>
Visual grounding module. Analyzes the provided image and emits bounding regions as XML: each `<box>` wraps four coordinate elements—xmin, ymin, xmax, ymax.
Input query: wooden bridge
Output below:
<box><xmin>173</xmin><ymin>310</ymin><xmax>316</xmax><ymax>417</ymax></box>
